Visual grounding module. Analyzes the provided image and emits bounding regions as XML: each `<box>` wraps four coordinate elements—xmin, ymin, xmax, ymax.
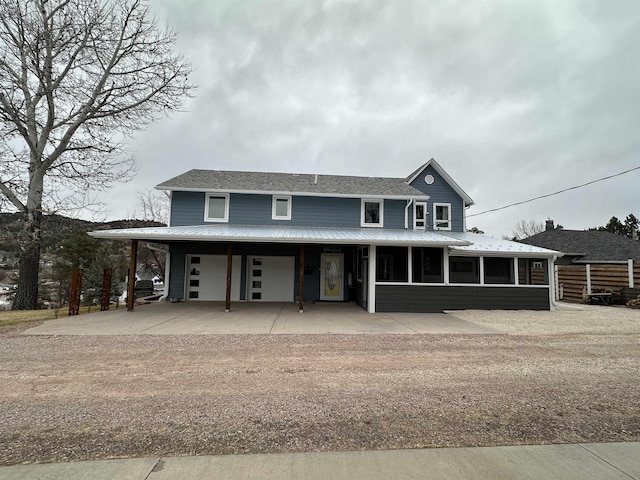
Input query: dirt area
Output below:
<box><xmin>0</xmin><ymin>306</ymin><xmax>639</xmax><ymax>465</ymax></box>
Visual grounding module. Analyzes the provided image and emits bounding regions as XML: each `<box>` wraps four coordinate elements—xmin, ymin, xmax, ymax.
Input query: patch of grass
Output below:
<box><xmin>0</xmin><ymin>306</ymin><xmax>94</xmax><ymax>328</ymax></box>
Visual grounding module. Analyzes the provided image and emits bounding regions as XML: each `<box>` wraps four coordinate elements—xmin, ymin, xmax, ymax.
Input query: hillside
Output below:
<box><xmin>0</xmin><ymin>213</ymin><xmax>165</xmax><ymax>254</ymax></box>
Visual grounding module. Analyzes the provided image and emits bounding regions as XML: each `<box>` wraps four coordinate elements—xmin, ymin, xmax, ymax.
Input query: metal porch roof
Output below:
<box><xmin>446</xmin><ymin>232</ymin><xmax>561</xmax><ymax>257</ymax></box>
<box><xmin>89</xmin><ymin>224</ymin><xmax>471</xmax><ymax>246</ymax></box>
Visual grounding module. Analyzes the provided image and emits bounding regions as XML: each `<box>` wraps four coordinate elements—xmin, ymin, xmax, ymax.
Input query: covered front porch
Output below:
<box><xmin>89</xmin><ymin>225</ymin><xmax>559</xmax><ymax>313</ymax></box>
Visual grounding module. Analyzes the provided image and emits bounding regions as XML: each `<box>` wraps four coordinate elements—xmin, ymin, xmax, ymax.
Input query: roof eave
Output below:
<box><xmin>405</xmin><ymin>158</ymin><xmax>475</xmax><ymax>206</ymax></box>
<box><xmin>89</xmin><ymin>230</ymin><xmax>469</xmax><ymax>247</ymax></box>
<box><xmin>154</xmin><ymin>185</ymin><xmax>429</xmax><ymax>200</ymax></box>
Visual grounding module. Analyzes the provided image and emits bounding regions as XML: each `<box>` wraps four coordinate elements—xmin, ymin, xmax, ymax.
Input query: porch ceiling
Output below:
<box><xmin>88</xmin><ymin>224</ymin><xmax>471</xmax><ymax>247</ymax></box>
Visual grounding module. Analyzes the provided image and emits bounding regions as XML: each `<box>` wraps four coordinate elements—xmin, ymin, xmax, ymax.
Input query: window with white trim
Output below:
<box><xmin>204</xmin><ymin>193</ymin><xmax>229</xmax><ymax>222</ymax></box>
<box><xmin>272</xmin><ymin>195</ymin><xmax>291</xmax><ymax>220</ymax></box>
<box><xmin>433</xmin><ymin>203</ymin><xmax>451</xmax><ymax>230</ymax></box>
<box><xmin>414</xmin><ymin>201</ymin><xmax>427</xmax><ymax>230</ymax></box>
<box><xmin>361</xmin><ymin>199</ymin><xmax>383</xmax><ymax>227</ymax></box>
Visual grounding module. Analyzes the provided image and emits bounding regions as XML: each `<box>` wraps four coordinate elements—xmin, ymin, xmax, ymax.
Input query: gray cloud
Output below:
<box><xmin>101</xmin><ymin>0</ymin><xmax>640</xmax><ymax>236</ymax></box>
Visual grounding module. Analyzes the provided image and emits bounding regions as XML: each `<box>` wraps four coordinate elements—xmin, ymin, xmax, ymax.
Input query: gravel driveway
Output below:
<box><xmin>0</xmin><ymin>305</ymin><xmax>638</xmax><ymax>465</ymax></box>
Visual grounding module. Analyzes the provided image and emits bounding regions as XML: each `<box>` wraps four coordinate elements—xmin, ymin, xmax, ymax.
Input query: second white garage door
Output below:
<box><xmin>247</xmin><ymin>256</ymin><xmax>295</xmax><ymax>302</ymax></box>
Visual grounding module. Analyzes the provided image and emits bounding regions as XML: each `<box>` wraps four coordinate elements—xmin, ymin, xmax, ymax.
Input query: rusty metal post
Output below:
<box><xmin>68</xmin><ymin>268</ymin><xmax>83</xmax><ymax>316</ymax></box>
<box><xmin>225</xmin><ymin>242</ymin><xmax>232</xmax><ymax>312</ymax></box>
<box><xmin>100</xmin><ymin>268</ymin><xmax>112</xmax><ymax>311</ymax></box>
<box><xmin>127</xmin><ymin>240</ymin><xmax>138</xmax><ymax>312</ymax></box>
<box><xmin>298</xmin><ymin>245</ymin><xmax>305</xmax><ymax>312</ymax></box>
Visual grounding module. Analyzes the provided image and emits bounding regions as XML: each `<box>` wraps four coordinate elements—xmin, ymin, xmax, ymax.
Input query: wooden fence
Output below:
<box><xmin>557</xmin><ymin>261</ymin><xmax>640</xmax><ymax>303</ymax></box>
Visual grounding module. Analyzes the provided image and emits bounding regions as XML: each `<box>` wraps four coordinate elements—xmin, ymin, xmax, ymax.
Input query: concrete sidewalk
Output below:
<box><xmin>22</xmin><ymin>301</ymin><xmax>501</xmax><ymax>335</ymax></box>
<box><xmin>2</xmin><ymin>442</ymin><xmax>638</xmax><ymax>480</ymax></box>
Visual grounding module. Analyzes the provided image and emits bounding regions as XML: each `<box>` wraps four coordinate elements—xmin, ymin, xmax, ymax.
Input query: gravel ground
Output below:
<box><xmin>0</xmin><ymin>305</ymin><xmax>639</xmax><ymax>465</ymax></box>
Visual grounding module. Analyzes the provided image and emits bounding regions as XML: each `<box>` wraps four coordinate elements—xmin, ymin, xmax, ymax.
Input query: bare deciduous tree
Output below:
<box><xmin>133</xmin><ymin>188</ymin><xmax>169</xmax><ymax>224</ymax></box>
<box><xmin>0</xmin><ymin>0</ymin><xmax>193</xmax><ymax>309</ymax></box>
<box><xmin>510</xmin><ymin>219</ymin><xmax>545</xmax><ymax>240</ymax></box>
<box><xmin>132</xmin><ymin>187</ymin><xmax>169</xmax><ymax>282</ymax></box>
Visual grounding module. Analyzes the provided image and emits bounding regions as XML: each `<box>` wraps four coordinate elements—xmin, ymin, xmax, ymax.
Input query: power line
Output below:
<box><xmin>467</xmin><ymin>165</ymin><xmax>640</xmax><ymax>218</ymax></box>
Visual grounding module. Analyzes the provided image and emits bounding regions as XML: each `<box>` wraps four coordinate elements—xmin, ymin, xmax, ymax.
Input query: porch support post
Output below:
<box><xmin>367</xmin><ymin>245</ymin><xmax>376</xmax><ymax>313</ymax></box>
<box><xmin>298</xmin><ymin>245</ymin><xmax>305</xmax><ymax>312</ymax></box>
<box><xmin>586</xmin><ymin>263</ymin><xmax>592</xmax><ymax>294</ymax></box>
<box><xmin>126</xmin><ymin>240</ymin><xmax>138</xmax><ymax>312</ymax></box>
<box><xmin>548</xmin><ymin>256</ymin><xmax>557</xmax><ymax>311</ymax></box>
<box><xmin>629</xmin><ymin>259</ymin><xmax>634</xmax><ymax>288</ymax></box>
<box><xmin>225</xmin><ymin>242</ymin><xmax>232</xmax><ymax>312</ymax></box>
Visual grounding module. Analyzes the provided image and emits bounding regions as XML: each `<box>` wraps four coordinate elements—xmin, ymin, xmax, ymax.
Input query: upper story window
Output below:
<box><xmin>204</xmin><ymin>193</ymin><xmax>229</xmax><ymax>222</ymax></box>
<box><xmin>361</xmin><ymin>199</ymin><xmax>383</xmax><ymax>227</ymax></box>
<box><xmin>433</xmin><ymin>203</ymin><xmax>451</xmax><ymax>230</ymax></box>
<box><xmin>272</xmin><ymin>195</ymin><xmax>292</xmax><ymax>220</ymax></box>
<box><xmin>414</xmin><ymin>201</ymin><xmax>427</xmax><ymax>230</ymax></box>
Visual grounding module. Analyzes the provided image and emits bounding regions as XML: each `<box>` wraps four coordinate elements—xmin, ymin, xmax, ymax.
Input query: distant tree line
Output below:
<box><xmin>591</xmin><ymin>214</ymin><xmax>639</xmax><ymax>240</ymax></box>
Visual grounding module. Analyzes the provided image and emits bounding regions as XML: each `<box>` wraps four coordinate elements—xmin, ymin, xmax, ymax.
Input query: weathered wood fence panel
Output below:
<box><xmin>557</xmin><ymin>261</ymin><xmax>637</xmax><ymax>304</ymax></box>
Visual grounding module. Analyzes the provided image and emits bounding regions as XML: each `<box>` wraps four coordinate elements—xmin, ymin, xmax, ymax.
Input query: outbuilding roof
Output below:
<box><xmin>156</xmin><ymin>170</ymin><xmax>427</xmax><ymax>198</ymax></box>
<box><xmin>520</xmin><ymin>229</ymin><xmax>640</xmax><ymax>262</ymax></box>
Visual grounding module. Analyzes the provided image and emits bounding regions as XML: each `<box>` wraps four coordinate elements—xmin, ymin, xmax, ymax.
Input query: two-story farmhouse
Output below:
<box><xmin>91</xmin><ymin>158</ymin><xmax>559</xmax><ymax>313</ymax></box>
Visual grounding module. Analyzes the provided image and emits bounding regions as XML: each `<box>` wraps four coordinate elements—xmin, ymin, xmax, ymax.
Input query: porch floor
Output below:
<box><xmin>22</xmin><ymin>301</ymin><xmax>502</xmax><ymax>336</ymax></box>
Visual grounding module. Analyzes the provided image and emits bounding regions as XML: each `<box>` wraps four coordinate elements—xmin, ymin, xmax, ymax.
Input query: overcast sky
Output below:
<box><xmin>101</xmin><ymin>0</ymin><xmax>640</xmax><ymax>238</ymax></box>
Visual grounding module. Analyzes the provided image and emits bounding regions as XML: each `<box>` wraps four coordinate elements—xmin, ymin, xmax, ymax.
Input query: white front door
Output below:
<box><xmin>247</xmin><ymin>256</ymin><xmax>295</xmax><ymax>301</ymax></box>
<box><xmin>320</xmin><ymin>253</ymin><xmax>344</xmax><ymax>301</ymax></box>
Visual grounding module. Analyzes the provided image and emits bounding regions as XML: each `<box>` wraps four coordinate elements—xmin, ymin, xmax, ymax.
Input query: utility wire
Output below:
<box><xmin>467</xmin><ymin>165</ymin><xmax>640</xmax><ymax>218</ymax></box>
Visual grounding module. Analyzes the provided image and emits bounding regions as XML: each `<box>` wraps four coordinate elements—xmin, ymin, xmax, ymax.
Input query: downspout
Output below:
<box><xmin>404</xmin><ymin>199</ymin><xmax>413</xmax><ymax>229</ymax></box>
<box><xmin>160</xmin><ymin>250</ymin><xmax>171</xmax><ymax>302</ymax></box>
<box><xmin>463</xmin><ymin>204</ymin><xmax>469</xmax><ymax>232</ymax></box>
<box><xmin>549</xmin><ymin>255</ymin><xmax>557</xmax><ymax>311</ymax></box>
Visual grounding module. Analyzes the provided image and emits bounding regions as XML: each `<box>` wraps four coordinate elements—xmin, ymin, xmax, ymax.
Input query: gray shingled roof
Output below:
<box><xmin>157</xmin><ymin>170</ymin><xmax>426</xmax><ymax>198</ymax></box>
<box><xmin>520</xmin><ymin>229</ymin><xmax>640</xmax><ymax>261</ymax></box>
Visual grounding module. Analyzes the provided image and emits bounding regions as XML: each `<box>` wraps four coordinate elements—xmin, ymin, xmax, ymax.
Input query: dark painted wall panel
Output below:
<box><xmin>376</xmin><ymin>285</ymin><xmax>550</xmax><ymax>312</ymax></box>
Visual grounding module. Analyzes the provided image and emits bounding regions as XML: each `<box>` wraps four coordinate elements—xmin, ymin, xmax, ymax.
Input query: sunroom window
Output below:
<box><xmin>205</xmin><ymin>193</ymin><xmax>229</xmax><ymax>222</ymax></box>
<box><xmin>412</xmin><ymin>247</ymin><xmax>444</xmax><ymax>283</ymax></box>
<box><xmin>484</xmin><ymin>257</ymin><xmax>515</xmax><ymax>284</ymax></box>
<box><xmin>449</xmin><ymin>256</ymin><xmax>480</xmax><ymax>284</ymax></box>
<box><xmin>433</xmin><ymin>203</ymin><xmax>451</xmax><ymax>230</ymax></box>
<box><xmin>376</xmin><ymin>247</ymin><xmax>408</xmax><ymax>282</ymax></box>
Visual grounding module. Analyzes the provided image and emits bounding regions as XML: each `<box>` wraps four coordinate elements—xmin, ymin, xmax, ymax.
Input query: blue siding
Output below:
<box><xmin>384</xmin><ymin>199</ymin><xmax>408</xmax><ymax>229</ymax></box>
<box><xmin>170</xmin><ymin>192</ymin><xmax>407</xmax><ymax>229</ymax></box>
<box><xmin>170</xmin><ymin>191</ymin><xmax>205</xmax><ymax>227</ymax></box>
<box><xmin>408</xmin><ymin>165</ymin><xmax>465</xmax><ymax>232</ymax></box>
<box><xmin>229</xmin><ymin>194</ymin><xmax>364</xmax><ymax>228</ymax></box>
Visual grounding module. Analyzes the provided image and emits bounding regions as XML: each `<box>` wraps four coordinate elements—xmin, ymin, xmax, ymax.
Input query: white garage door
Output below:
<box><xmin>186</xmin><ymin>255</ymin><xmax>241</xmax><ymax>301</ymax></box>
<box><xmin>247</xmin><ymin>256</ymin><xmax>295</xmax><ymax>302</ymax></box>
